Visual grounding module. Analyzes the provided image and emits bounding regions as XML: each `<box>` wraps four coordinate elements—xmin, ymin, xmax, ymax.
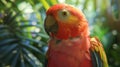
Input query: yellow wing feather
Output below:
<box><xmin>90</xmin><ymin>37</ymin><xmax>108</xmax><ymax>67</ymax></box>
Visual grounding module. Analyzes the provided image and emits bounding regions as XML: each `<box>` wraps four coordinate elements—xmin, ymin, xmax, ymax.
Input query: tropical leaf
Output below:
<box><xmin>0</xmin><ymin>0</ymin><xmax>49</xmax><ymax>67</ymax></box>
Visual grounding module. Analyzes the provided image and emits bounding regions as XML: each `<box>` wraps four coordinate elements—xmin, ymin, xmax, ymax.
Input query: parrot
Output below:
<box><xmin>44</xmin><ymin>4</ymin><xmax>108</xmax><ymax>67</ymax></box>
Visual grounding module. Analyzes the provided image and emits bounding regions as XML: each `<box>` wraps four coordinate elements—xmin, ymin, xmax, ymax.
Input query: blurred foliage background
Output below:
<box><xmin>0</xmin><ymin>0</ymin><xmax>120</xmax><ymax>67</ymax></box>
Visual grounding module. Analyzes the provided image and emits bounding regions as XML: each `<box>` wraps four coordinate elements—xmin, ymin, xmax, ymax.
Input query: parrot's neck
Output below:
<box><xmin>50</xmin><ymin>35</ymin><xmax>90</xmax><ymax>51</ymax></box>
<box><xmin>48</xmin><ymin>36</ymin><xmax>91</xmax><ymax>66</ymax></box>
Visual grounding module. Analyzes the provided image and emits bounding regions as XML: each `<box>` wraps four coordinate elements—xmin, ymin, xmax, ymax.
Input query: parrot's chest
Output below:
<box><xmin>47</xmin><ymin>37</ymin><xmax>92</xmax><ymax>67</ymax></box>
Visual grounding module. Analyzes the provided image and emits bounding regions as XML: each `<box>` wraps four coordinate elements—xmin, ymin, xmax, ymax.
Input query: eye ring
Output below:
<box><xmin>58</xmin><ymin>9</ymin><xmax>70</xmax><ymax>21</ymax></box>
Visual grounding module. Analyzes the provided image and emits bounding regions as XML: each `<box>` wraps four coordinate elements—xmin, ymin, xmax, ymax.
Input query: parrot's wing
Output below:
<box><xmin>45</xmin><ymin>50</ymin><xmax>49</xmax><ymax>67</ymax></box>
<box><xmin>45</xmin><ymin>58</ymin><xmax>48</xmax><ymax>67</ymax></box>
<box><xmin>90</xmin><ymin>37</ymin><xmax>108</xmax><ymax>67</ymax></box>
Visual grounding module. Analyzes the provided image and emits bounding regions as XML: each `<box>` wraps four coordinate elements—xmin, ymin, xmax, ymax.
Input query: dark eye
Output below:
<box><xmin>62</xmin><ymin>11</ymin><xmax>68</xmax><ymax>16</ymax></box>
<box><xmin>58</xmin><ymin>9</ymin><xmax>70</xmax><ymax>20</ymax></box>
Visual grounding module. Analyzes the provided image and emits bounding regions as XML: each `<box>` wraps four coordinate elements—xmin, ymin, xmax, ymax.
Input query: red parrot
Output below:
<box><xmin>44</xmin><ymin>4</ymin><xmax>108</xmax><ymax>67</ymax></box>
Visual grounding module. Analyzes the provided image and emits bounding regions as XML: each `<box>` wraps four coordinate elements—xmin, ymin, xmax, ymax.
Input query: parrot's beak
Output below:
<box><xmin>44</xmin><ymin>15</ymin><xmax>58</xmax><ymax>35</ymax></box>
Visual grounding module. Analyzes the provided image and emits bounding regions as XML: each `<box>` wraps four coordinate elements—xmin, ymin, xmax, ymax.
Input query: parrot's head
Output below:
<box><xmin>44</xmin><ymin>4</ymin><xmax>89</xmax><ymax>39</ymax></box>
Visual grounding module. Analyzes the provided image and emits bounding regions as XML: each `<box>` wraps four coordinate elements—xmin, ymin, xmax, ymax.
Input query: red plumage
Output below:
<box><xmin>47</xmin><ymin>37</ymin><xmax>92</xmax><ymax>67</ymax></box>
<box><xmin>44</xmin><ymin>4</ymin><xmax>108</xmax><ymax>67</ymax></box>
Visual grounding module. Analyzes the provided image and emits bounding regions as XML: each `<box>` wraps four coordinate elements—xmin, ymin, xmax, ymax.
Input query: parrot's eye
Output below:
<box><xmin>61</xmin><ymin>10</ymin><xmax>68</xmax><ymax>16</ymax></box>
<box><xmin>58</xmin><ymin>9</ymin><xmax>70</xmax><ymax>21</ymax></box>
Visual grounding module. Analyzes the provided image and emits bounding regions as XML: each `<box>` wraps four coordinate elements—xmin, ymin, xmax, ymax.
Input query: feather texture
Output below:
<box><xmin>90</xmin><ymin>37</ymin><xmax>108</xmax><ymax>67</ymax></box>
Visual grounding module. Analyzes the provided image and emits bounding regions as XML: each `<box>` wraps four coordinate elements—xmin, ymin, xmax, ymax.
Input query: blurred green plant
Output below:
<box><xmin>0</xmin><ymin>0</ymin><xmax>50</xmax><ymax>67</ymax></box>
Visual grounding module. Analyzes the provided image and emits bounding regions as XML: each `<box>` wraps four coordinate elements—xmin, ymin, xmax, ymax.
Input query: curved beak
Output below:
<box><xmin>44</xmin><ymin>15</ymin><xmax>58</xmax><ymax>35</ymax></box>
